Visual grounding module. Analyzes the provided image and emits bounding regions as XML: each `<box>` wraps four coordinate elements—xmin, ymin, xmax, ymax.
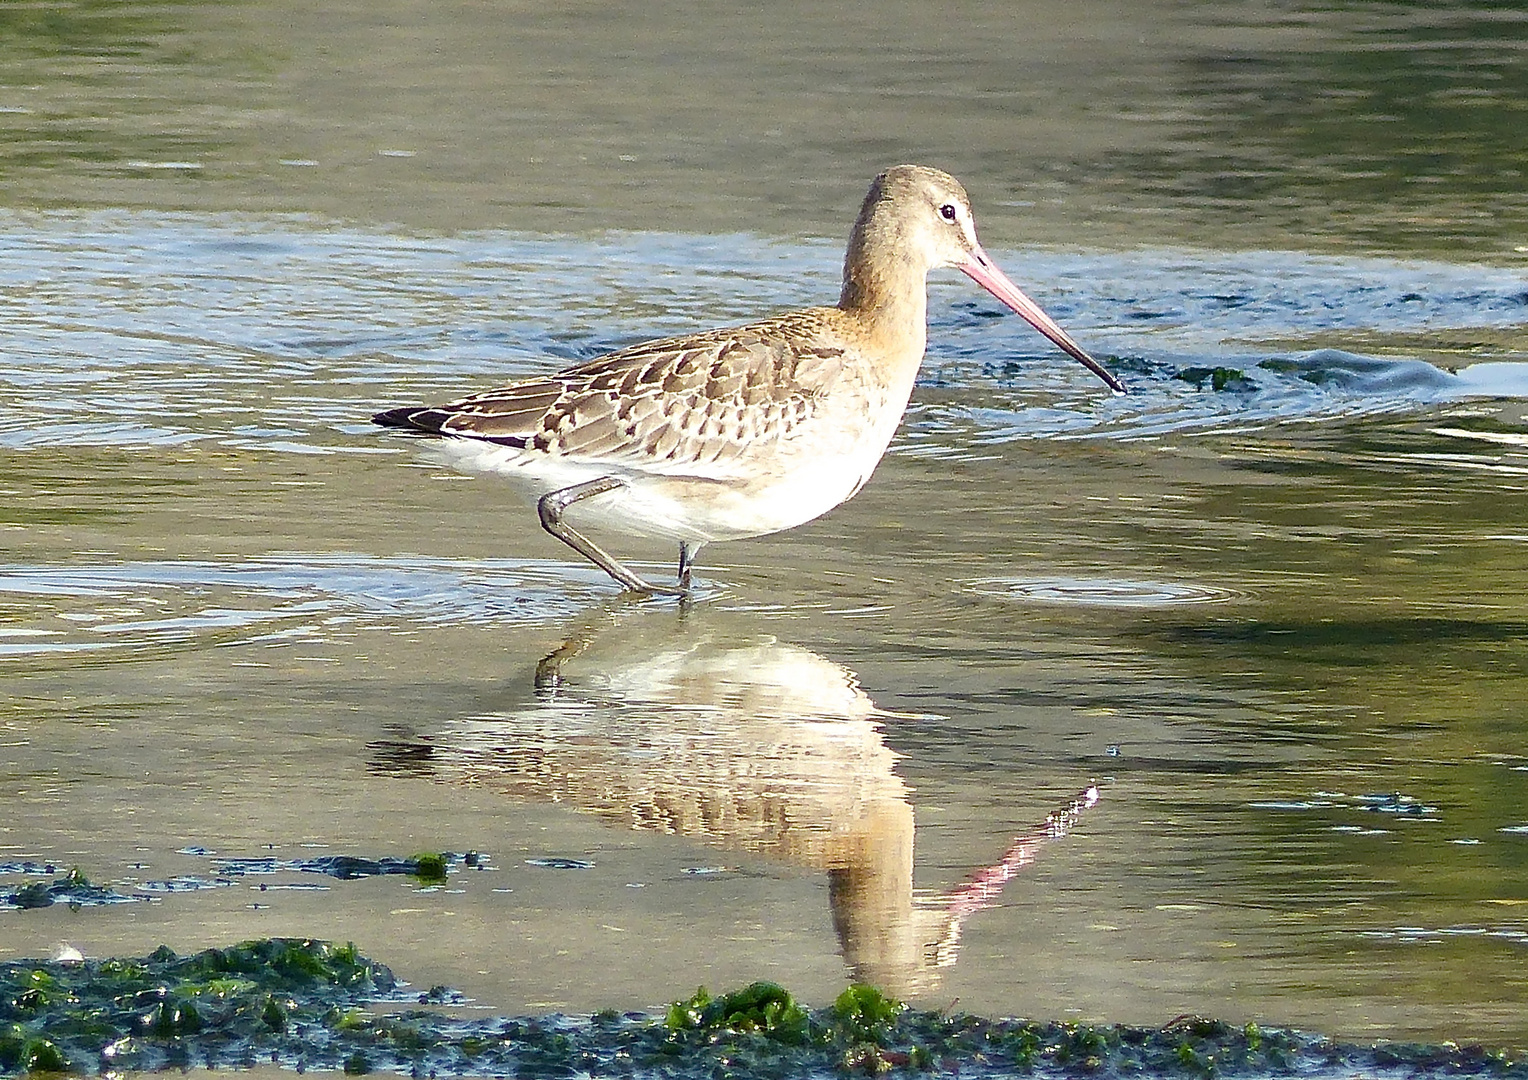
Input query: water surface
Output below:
<box><xmin>2</xmin><ymin>0</ymin><xmax>1527</xmax><ymax>1054</ymax></box>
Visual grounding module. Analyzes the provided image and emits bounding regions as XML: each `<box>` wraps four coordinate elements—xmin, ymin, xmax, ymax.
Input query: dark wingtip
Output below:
<box><xmin>372</xmin><ymin>406</ymin><xmax>448</xmax><ymax>433</ymax></box>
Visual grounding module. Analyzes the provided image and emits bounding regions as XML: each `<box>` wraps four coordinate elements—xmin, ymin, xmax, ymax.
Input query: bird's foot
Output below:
<box><xmin>622</xmin><ymin>577</ymin><xmax>690</xmax><ymax>599</ymax></box>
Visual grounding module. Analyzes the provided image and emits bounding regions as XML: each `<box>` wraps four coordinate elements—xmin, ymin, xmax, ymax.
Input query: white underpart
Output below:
<box><xmin>425</xmin><ymin>393</ymin><xmax>905</xmax><ymax>546</ymax></box>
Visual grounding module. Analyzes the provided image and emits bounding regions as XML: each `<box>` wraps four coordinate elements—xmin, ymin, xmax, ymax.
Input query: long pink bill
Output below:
<box><xmin>960</xmin><ymin>248</ymin><xmax>1126</xmax><ymax>394</ymax></box>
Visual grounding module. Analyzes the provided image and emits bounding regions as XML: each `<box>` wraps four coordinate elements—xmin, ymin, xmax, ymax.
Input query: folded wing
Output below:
<box><xmin>373</xmin><ymin>316</ymin><xmax>847</xmax><ymax>480</ymax></box>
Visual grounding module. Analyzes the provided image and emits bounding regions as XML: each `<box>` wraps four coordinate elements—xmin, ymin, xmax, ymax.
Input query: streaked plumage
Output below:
<box><xmin>374</xmin><ymin>165</ymin><xmax>1124</xmax><ymax>594</ymax></box>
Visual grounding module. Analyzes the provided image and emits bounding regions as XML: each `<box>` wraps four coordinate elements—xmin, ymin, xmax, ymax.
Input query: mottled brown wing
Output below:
<box><xmin>396</xmin><ymin>315</ymin><xmax>847</xmax><ymax>476</ymax></box>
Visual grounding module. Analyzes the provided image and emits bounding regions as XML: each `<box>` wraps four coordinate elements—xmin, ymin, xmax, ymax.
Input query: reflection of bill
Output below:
<box><xmin>371</xmin><ymin>610</ymin><xmax>1098</xmax><ymax>996</ymax></box>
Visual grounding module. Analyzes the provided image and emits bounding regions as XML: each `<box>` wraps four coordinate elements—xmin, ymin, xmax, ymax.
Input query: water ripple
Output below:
<box><xmin>0</xmin><ymin>556</ymin><xmax>616</xmax><ymax>660</ymax></box>
<box><xmin>967</xmin><ymin>575</ymin><xmax>1241</xmax><ymax>608</ymax></box>
<box><xmin>2</xmin><ymin>213</ymin><xmax>1526</xmax><ymax>454</ymax></box>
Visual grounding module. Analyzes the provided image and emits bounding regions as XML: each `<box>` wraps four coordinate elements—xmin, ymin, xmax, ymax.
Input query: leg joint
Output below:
<box><xmin>536</xmin><ymin>489</ymin><xmax>565</xmax><ymax>530</ymax></box>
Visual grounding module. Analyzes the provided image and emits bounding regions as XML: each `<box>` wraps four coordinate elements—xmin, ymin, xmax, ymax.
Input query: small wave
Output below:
<box><xmin>3</xmin><ymin>215</ymin><xmax>1525</xmax><ymax>454</ymax></box>
<box><xmin>967</xmin><ymin>575</ymin><xmax>1240</xmax><ymax>608</ymax></box>
<box><xmin>911</xmin><ymin>349</ymin><xmax>1528</xmax><ymax>446</ymax></box>
<box><xmin>0</xmin><ymin>556</ymin><xmax>610</xmax><ymax>660</ymax></box>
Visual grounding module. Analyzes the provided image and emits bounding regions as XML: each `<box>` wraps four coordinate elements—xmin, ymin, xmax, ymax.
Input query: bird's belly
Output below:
<box><xmin>423</xmin><ymin>421</ymin><xmax>891</xmax><ymax>544</ymax></box>
<box><xmin>426</xmin><ymin>438</ymin><xmax>879</xmax><ymax>543</ymax></box>
<box><xmin>566</xmin><ymin>457</ymin><xmax>873</xmax><ymax>544</ymax></box>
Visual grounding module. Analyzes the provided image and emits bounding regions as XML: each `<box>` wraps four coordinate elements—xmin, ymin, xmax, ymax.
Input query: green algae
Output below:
<box><xmin>0</xmin><ymin>868</ymin><xmax>140</xmax><ymax>911</ymax></box>
<box><xmin>1174</xmin><ymin>366</ymin><xmax>1256</xmax><ymax>392</ymax></box>
<box><xmin>406</xmin><ymin>853</ymin><xmax>449</xmax><ymax>886</ymax></box>
<box><xmin>0</xmin><ymin>851</ymin><xmax>486</xmax><ymax>918</ymax></box>
<box><xmin>666</xmin><ymin>982</ymin><xmax>811</xmax><ymax>1044</ymax></box>
<box><xmin>832</xmin><ymin>985</ymin><xmax>904</xmax><ymax>1046</ymax></box>
<box><xmin>212</xmin><ymin>851</ymin><xmax>479</xmax><ymax>883</ymax></box>
<box><xmin>2</xmin><ymin>940</ymin><xmax>1526</xmax><ymax>1078</ymax></box>
<box><xmin>0</xmin><ymin>939</ymin><xmax>395</xmax><ymax>1075</ymax></box>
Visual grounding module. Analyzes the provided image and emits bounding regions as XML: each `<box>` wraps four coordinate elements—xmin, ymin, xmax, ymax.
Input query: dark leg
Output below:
<box><xmin>677</xmin><ymin>540</ymin><xmax>702</xmax><ymax>592</ymax></box>
<box><xmin>538</xmin><ymin>477</ymin><xmax>685</xmax><ymax>596</ymax></box>
<box><xmin>534</xmin><ymin>605</ymin><xmax>619</xmax><ymax>691</ymax></box>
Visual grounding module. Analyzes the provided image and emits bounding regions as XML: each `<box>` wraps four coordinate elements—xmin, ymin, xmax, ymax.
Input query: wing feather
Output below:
<box><xmin>373</xmin><ymin>312</ymin><xmax>852</xmax><ymax>477</ymax></box>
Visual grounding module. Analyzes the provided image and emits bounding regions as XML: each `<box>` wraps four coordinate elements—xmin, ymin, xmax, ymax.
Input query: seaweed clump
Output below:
<box><xmin>4</xmin><ymin>941</ymin><xmax>1528</xmax><ymax>1078</ymax></box>
<box><xmin>0</xmin><ymin>868</ymin><xmax>139</xmax><ymax>911</ymax></box>
<box><xmin>659</xmin><ymin>986</ymin><xmax>1527</xmax><ymax>1079</ymax></box>
<box><xmin>1</xmin><ymin>938</ymin><xmax>395</xmax><ymax>1075</ymax></box>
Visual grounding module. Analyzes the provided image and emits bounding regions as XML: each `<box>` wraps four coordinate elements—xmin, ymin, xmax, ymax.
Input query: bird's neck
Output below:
<box><xmin>837</xmin><ymin>234</ymin><xmax>930</xmax><ymax>360</ymax></box>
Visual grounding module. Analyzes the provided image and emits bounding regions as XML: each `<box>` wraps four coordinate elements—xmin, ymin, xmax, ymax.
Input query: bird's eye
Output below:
<box><xmin>938</xmin><ymin>203</ymin><xmax>958</xmax><ymax>223</ymax></box>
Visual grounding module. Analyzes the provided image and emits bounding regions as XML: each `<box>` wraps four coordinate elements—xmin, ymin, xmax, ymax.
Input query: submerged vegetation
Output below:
<box><xmin>0</xmin><ymin>868</ymin><xmax>138</xmax><ymax>911</ymax></box>
<box><xmin>0</xmin><ymin>939</ymin><xmax>393</xmax><ymax>1075</ymax></box>
<box><xmin>1</xmin><ymin>939</ymin><xmax>1524</xmax><ymax>1078</ymax></box>
<box><xmin>0</xmin><ymin>853</ymin><xmax>477</xmax><ymax>912</ymax></box>
<box><xmin>1173</xmin><ymin>366</ymin><xmax>1255</xmax><ymax>392</ymax></box>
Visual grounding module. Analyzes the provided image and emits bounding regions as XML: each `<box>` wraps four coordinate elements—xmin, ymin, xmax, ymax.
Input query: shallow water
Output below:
<box><xmin>2</xmin><ymin>0</ymin><xmax>1528</xmax><ymax>1057</ymax></box>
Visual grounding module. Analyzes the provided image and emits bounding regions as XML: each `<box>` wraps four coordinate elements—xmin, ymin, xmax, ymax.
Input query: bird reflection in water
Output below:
<box><xmin>371</xmin><ymin>607</ymin><xmax>1098</xmax><ymax>996</ymax></box>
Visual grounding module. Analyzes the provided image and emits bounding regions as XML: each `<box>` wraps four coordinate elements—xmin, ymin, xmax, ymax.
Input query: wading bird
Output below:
<box><xmin>374</xmin><ymin>165</ymin><xmax>1124</xmax><ymax>595</ymax></box>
